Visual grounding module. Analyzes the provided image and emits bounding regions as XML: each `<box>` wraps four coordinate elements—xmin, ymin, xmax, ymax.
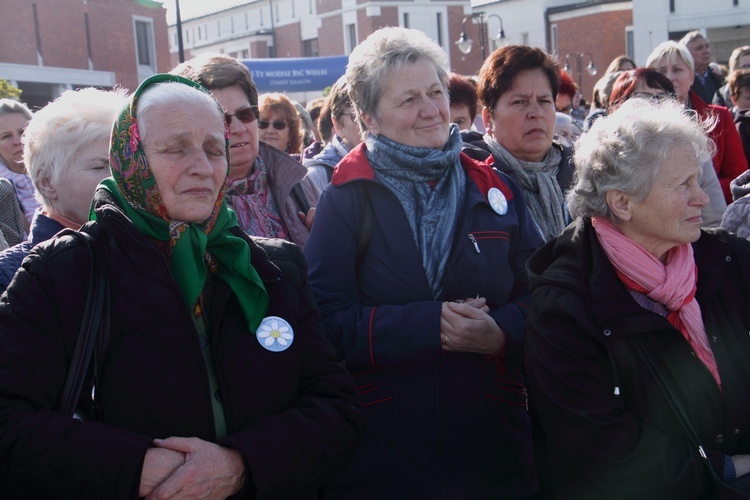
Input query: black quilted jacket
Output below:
<box><xmin>0</xmin><ymin>188</ymin><xmax>364</xmax><ymax>499</ymax></box>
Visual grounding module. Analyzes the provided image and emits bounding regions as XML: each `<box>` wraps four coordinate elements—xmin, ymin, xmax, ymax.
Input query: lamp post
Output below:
<box><xmin>563</xmin><ymin>52</ymin><xmax>597</xmax><ymax>91</ymax></box>
<box><xmin>175</xmin><ymin>0</ymin><xmax>185</xmax><ymax>63</ymax></box>
<box><xmin>455</xmin><ymin>12</ymin><xmax>506</xmax><ymax>60</ymax></box>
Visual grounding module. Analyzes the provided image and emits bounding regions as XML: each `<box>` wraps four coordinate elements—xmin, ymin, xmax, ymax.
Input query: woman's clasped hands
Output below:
<box><xmin>440</xmin><ymin>297</ymin><xmax>506</xmax><ymax>356</ymax></box>
<box><xmin>139</xmin><ymin>437</ymin><xmax>245</xmax><ymax>500</ymax></box>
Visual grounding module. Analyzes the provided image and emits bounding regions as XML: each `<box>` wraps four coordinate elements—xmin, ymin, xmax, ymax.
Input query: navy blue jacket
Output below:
<box><xmin>304</xmin><ymin>144</ymin><xmax>543</xmax><ymax>498</ymax></box>
<box><xmin>0</xmin><ymin>211</ymin><xmax>64</xmax><ymax>291</ymax></box>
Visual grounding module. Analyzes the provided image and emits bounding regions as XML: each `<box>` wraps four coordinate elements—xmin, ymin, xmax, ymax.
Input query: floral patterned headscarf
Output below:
<box><xmin>94</xmin><ymin>73</ymin><xmax>268</xmax><ymax>331</ymax></box>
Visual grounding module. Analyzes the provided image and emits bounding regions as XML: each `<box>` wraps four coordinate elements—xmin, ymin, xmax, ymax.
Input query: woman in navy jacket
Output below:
<box><xmin>304</xmin><ymin>27</ymin><xmax>544</xmax><ymax>498</ymax></box>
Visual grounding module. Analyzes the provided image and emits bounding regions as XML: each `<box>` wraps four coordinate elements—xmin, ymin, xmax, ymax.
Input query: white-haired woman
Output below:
<box><xmin>0</xmin><ymin>75</ymin><xmax>363</xmax><ymax>497</ymax></box>
<box><xmin>525</xmin><ymin>98</ymin><xmax>750</xmax><ymax>499</ymax></box>
<box><xmin>646</xmin><ymin>41</ymin><xmax>748</xmax><ymax>204</ymax></box>
<box><xmin>0</xmin><ymin>99</ymin><xmax>38</xmax><ymax>227</ymax></box>
<box><xmin>304</xmin><ymin>27</ymin><xmax>542</xmax><ymax>497</ymax></box>
<box><xmin>0</xmin><ymin>88</ymin><xmax>127</xmax><ymax>291</ymax></box>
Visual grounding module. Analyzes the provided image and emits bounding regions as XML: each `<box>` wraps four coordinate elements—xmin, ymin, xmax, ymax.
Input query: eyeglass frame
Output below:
<box><xmin>630</xmin><ymin>91</ymin><xmax>676</xmax><ymax>102</ymax></box>
<box><xmin>258</xmin><ymin>119</ymin><xmax>289</xmax><ymax>130</ymax></box>
<box><xmin>224</xmin><ymin>106</ymin><xmax>258</xmax><ymax>126</ymax></box>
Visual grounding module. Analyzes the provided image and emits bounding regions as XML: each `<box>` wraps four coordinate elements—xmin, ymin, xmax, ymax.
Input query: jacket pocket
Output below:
<box><xmin>484</xmin><ymin>379</ymin><xmax>528</xmax><ymax>409</ymax></box>
<box><xmin>352</xmin><ymin>368</ymin><xmax>392</xmax><ymax>408</ymax></box>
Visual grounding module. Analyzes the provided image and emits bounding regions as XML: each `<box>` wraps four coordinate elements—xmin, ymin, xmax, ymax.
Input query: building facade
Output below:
<box><xmin>167</xmin><ymin>0</ymin><xmax>489</xmax><ymax>94</ymax></box>
<box><xmin>0</xmin><ymin>0</ymin><xmax>170</xmax><ymax>108</ymax></box>
<box><xmin>632</xmin><ymin>0</ymin><xmax>750</xmax><ymax>65</ymax></box>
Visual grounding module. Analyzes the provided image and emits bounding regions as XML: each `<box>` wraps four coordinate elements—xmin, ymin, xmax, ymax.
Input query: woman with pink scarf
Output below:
<box><xmin>525</xmin><ymin>98</ymin><xmax>750</xmax><ymax>499</ymax></box>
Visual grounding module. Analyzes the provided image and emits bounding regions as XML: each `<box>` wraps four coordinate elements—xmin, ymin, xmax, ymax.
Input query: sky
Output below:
<box><xmin>158</xmin><ymin>0</ymin><xmax>247</xmax><ymax>25</ymax></box>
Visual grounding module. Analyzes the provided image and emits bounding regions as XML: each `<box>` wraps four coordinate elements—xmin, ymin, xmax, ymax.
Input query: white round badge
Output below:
<box><xmin>487</xmin><ymin>187</ymin><xmax>508</xmax><ymax>215</ymax></box>
<box><xmin>257</xmin><ymin>316</ymin><xmax>294</xmax><ymax>352</ymax></box>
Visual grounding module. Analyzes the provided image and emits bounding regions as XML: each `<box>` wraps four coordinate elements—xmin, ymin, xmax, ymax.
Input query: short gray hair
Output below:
<box><xmin>729</xmin><ymin>45</ymin><xmax>750</xmax><ymax>72</ymax></box>
<box><xmin>646</xmin><ymin>40</ymin><xmax>695</xmax><ymax>74</ymax></box>
<box><xmin>137</xmin><ymin>81</ymin><xmax>223</xmax><ymax>142</ymax></box>
<box><xmin>346</xmin><ymin>27</ymin><xmax>449</xmax><ymax>133</ymax></box>
<box><xmin>23</xmin><ymin>88</ymin><xmax>127</xmax><ymax>209</ymax></box>
<box><xmin>679</xmin><ymin>30</ymin><xmax>706</xmax><ymax>47</ymax></box>
<box><xmin>0</xmin><ymin>98</ymin><xmax>32</xmax><ymax>120</ymax></box>
<box><xmin>567</xmin><ymin>98</ymin><xmax>715</xmax><ymax>219</ymax></box>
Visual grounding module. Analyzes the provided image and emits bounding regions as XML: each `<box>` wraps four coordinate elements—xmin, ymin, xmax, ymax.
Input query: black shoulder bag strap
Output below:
<box><xmin>55</xmin><ymin>230</ymin><xmax>111</xmax><ymax>419</ymax></box>
<box><xmin>632</xmin><ymin>338</ymin><xmax>750</xmax><ymax>498</ymax></box>
<box><xmin>292</xmin><ymin>182</ymin><xmax>311</xmax><ymax>215</ymax></box>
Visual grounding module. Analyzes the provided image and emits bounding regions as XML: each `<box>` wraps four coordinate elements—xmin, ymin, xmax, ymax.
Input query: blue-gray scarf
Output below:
<box><xmin>366</xmin><ymin>125</ymin><xmax>466</xmax><ymax>298</ymax></box>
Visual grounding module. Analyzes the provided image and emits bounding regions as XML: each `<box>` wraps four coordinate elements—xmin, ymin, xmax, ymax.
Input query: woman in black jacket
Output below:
<box><xmin>0</xmin><ymin>74</ymin><xmax>364</xmax><ymax>499</ymax></box>
<box><xmin>525</xmin><ymin>98</ymin><xmax>750</xmax><ymax>499</ymax></box>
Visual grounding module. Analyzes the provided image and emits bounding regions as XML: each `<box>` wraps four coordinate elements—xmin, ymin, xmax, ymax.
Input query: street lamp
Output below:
<box><xmin>563</xmin><ymin>52</ymin><xmax>597</xmax><ymax>91</ymax></box>
<box><xmin>175</xmin><ymin>0</ymin><xmax>185</xmax><ymax>63</ymax></box>
<box><xmin>455</xmin><ymin>12</ymin><xmax>506</xmax><ymax>60</ymax></box>
<box><xmin>485</xmin><ymin>14</ymin><xmax>507</xmax><ymax>52</ymax></box>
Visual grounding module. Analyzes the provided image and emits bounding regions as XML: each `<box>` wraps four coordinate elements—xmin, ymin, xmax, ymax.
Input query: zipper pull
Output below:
<box><xmin>468</xmin><ymin>234</ymin><xmax>480</xmax><ymax>253</ymax></box>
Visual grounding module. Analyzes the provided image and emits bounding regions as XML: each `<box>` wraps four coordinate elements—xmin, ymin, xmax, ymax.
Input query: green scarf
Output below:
<box><xmin>94</xmin><ymin>73</ymin><xmax>268</xmax><ymax>332</ymax></box>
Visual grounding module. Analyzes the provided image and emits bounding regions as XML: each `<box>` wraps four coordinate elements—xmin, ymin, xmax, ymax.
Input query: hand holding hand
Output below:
<box><xmin>139</xmin><ymin>447</ymin><xmax>186</xmax><ymax>498</ymax></box>
<box><xmin>440</xmin><ymin>300</ymin><xmax>505</xmax><ymax>356</ymax></box>
<box><xmin>298</xmin><ymin>207</ymin><xmax>316</xmax><ymax>231</ymax></box>
<box><xmin>144</xmin><ymin>437</ymin><xmax>245</xmax><ymax>500</ymax></box>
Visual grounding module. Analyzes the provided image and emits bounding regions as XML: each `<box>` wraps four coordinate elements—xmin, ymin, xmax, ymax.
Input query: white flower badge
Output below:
<box><xmin>487</xmin><ymin>187</ymin><xmax>508</xmax><ymax>216</ymax></box>
<box><xmin>257</xmin><ymin>316</ymin><xmax>294</xmax><ymax>352</ymax></box>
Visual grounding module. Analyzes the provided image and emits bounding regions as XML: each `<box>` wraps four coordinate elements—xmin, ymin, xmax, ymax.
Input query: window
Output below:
<box><xmin>403</xmin><ymin>13</ymin><xmax>409</xmax><ymax>29</ymax></box>
<box><xmin>303</xmin><ymin>39</ymin><xmax>319</xmax><ymax>57</ymax></box>
<box><xmin>626</xmin><ymin>28</ymin><xmax>635</xmax><ymax>58</ymax></box>
<box><xmin>292</xmin><ymin>0</ymin><xmax>296</xmax><ymax>18</ymax></box>
<box><xmin>669</xmin><ymin>0</ymin><xmax>674</xmax><ymax>13</ymax></box>
<box><xmin>135</xmin><ymin>20</ymin><xmax>153</xmax><ymax>66</ymax></box>
<box><xmin>347</xmin><ymin>24</ymin><xmax>357</xmax><ymax>54</ymax></box>
<box><xmin>550</xmin><ymin>24</ymin><xmax>558</xmax><ymax>55</ymax></box>
<box><xmin>242</xmin><ymin>49</ymin><xmax>249</xmax><ymax>58</ymax></box>
<box><xmin>309</xmin><ymin>0</ymin><xmax>313</xmax><ymax>14</ymax></box>
<box><xmin>198</xmin><ymin>26</ymin><xmax>202</xmax><ymax>40</ymax></box>
<box><xmin>522</xmin><ymin>33</ymin><xmax>529</xmax><ymax>45</ymax></box>
<box><xmin>436</xmin><ymin>13</ymin><xmax>442</xmax><ymax>46</ymax></box>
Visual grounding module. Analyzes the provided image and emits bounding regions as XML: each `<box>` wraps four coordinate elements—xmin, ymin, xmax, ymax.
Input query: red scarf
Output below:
<box><xmin>592</xmin><ymin>217</ymin><xmax>721</xmax><ymax>388</ymax></box>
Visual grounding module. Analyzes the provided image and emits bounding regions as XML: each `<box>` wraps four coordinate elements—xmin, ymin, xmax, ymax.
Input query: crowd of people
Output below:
<box><xmin>0</xmin><ymin>25</ymin><xmax>749</xmax><ymax>499</ymax></box>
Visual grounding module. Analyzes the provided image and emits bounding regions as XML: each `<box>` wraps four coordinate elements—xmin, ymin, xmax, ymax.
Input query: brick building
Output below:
<box><xmin>0</xmin><ymin>0</ymin><xmax>170</xmax><ymax>108</ymax></box>
<box><xmin>548</xmin><ymin>1</ymin><xmax>633</xmax><ymax>100</ymax></box>
<box><xmin>168</xmin><ymin>0</ymin><xmax>487</xmax><ymax>93</ymax></box>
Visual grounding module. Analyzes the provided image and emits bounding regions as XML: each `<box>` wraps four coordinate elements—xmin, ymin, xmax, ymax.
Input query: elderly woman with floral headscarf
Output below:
<box><xmin>0</xmin><ymin>74</ymin><xmax>363</xmax><ymax>498</ymax></box>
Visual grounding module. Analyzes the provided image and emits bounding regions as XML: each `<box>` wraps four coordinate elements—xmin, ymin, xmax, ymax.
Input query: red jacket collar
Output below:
<box><xmin>331</xmin><ymin>143</ymin><xmax>513</xmax><ymax>202</ymax></box>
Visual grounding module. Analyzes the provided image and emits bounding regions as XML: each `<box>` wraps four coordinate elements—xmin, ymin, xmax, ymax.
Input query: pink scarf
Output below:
<box><xmin>592</xmin><ymin>216</ymin><xmax>721</xmax><ymax>388</ymax></box>
<box><xmin>224</xmin><ymin>157</ymin><xmax>288</xmax><ymax>240</ymax></box>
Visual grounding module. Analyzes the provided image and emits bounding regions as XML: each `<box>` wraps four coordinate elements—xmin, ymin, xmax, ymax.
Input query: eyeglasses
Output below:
<box><xmin>224</xmin><ymin>107</ymin><xmax>258</xmax><ymax>126</ymax></box>
<box><xmin>631</xmin><ymin>91</ymin><xmax>676</xmax><ymax>102</ymax></box>
<box><xmin>258</xmin><ymin>120</ymin><xmax>288</xmax><ymax>130</ymax></box>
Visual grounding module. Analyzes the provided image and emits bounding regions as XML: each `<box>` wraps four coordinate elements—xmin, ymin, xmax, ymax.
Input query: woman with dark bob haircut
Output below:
<box><xmin>447</xmin><ymin>72</ymin><xmax>478</xmax><ymax>132</ymax></box>
<box><xmin>463</xmin><ymin>45</ymin><xmax>575</xmax><ymax>242</ymax></box>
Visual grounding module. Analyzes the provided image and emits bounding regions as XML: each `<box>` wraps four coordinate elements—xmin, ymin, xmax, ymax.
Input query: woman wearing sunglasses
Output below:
<box><xmin>607</xmin><ymin>67</ymin><xmax>726</xmax><ymax>228</ymax></box>
<box><xmin>173</xmin><ymin>54</ymin><xmax>319</xmax><ymax>249</ymax></box>
<box><xmin>257</xmin><ymin>93</ymin><xmax>304</xmax><ymax>156</ymax></box>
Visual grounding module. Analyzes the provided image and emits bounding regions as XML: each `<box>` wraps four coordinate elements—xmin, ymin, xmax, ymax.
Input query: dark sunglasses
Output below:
<box><xmin>258</xmin><ymin>120</ymin><xmax>288</xmax><ymax>130</ymax></box>
<box><xmin>224</xmin><ymin>107</ymin><xmax>258</xmax><ymax>126</ymax></box>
